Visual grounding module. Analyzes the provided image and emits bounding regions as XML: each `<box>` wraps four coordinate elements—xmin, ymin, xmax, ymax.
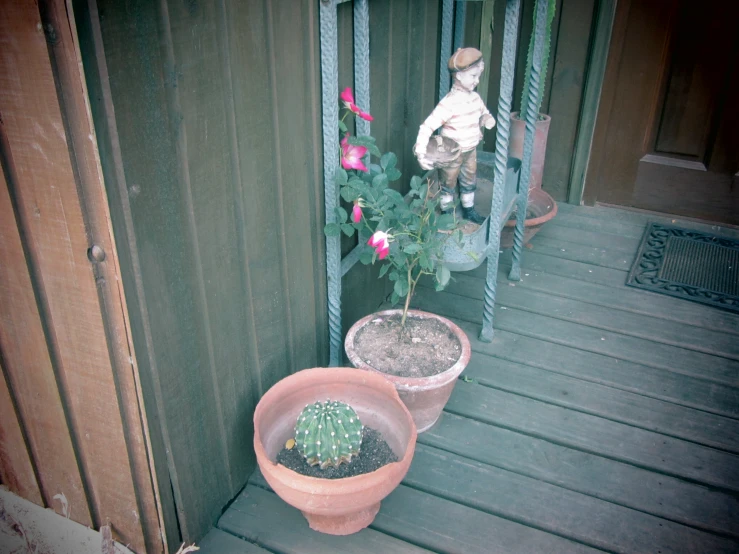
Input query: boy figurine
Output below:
<box><xmin>414</xmin><ymin>47</ymin><xmax>496</xmax><ymax>225</ymax></box>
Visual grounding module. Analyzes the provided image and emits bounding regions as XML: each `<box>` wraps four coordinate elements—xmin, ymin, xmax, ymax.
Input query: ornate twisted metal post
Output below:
<box><xmin>439</xmin><ymin>0</ymin><xmax>454</xmax><ymax>100</ymax></box>
<box><xmin>319</xmin><ymin>0</ymin><xmax>342</xmax><ymax>366</ymax></box>
<box><xmin>453</xmin><ymin>0</ymin><xmax>466</xmax><ymax>51</ymax></box>
<box><xmin>353</xmin><ymin>0</ymin><xmax>370</xmax><ymax>139</ymax></box>
<box><xmin>479</xmin><ymin>0</ymin><xmax>521</xmax><ymax>343</ymax></box>
<box><xmin>509</xmin><ymin>0</ymin><xmax>548</xmax><ymax>282</ymax></box>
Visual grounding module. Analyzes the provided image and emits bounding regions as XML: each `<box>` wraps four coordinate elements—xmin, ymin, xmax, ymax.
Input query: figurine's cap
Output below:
<box><xmin>448</xmin><ymin>48</ymin><xmax>483</xmax><ymax>72</ymax></box>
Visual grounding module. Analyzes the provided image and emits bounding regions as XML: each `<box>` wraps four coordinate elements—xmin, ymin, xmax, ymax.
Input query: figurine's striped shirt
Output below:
<box><xmin>416</xmin><ymin>86</ymin><xmax>492</xmax><ymax>152</ymax></box>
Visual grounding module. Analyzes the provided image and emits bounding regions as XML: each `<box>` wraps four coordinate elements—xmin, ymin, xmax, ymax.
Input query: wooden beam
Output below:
<box><xmin>39</xmin><ymin>0</ymin><xmax>165</xmax><ymax>551</ymax></box>
<box><xmin>0</xmin><ymin>120</ymin><xmax>91</xmax><ymax>524</ymax></box>
<box><xmin>567</xmin><ymin>0</ymin><xmax>617</xmax><ymax>205</ymax></box>
<box><xmin>0</xmin><ymin>1</ymin><xmax>155</xmax><ymax>551</ymax></box>
<box><xmin>0</xmin><ymin>349</ymin><xmax>43</xmax><ymax>505</ymax></box>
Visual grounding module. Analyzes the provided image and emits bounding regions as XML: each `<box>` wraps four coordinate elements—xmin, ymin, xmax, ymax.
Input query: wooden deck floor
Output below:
<box><xmin>200</xmin><ymin>204</ymin><xmax>739</xmax><ymax>554</ymax></box>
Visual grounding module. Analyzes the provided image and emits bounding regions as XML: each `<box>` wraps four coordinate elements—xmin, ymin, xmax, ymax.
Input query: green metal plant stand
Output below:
<box><xmin>320</xmin><ymin>0</ymin><xmax>550</xmax><ymax>364</ymax></box>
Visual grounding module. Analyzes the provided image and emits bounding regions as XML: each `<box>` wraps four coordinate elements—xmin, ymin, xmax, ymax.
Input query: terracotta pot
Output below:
<box><xmin>508</xmin><ymin>112</ymin><xmax>551</xmax><ymax>190</ymax></box>
<box><xmin>344</xmin><ymin>309</ymin><xmax>472</xmax><ymax>433</ymax></box>
<box><xmin>253</xmin><ymin>367</ymin><xmax>416</xmax><ymax>535</ymax></box>
<box><xmin>501</xmin><ymin>187</ymin><xmax>558</xmax><ymax>248</ymax></box>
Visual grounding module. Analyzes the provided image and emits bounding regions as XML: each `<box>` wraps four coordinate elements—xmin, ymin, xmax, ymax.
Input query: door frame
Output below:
<box><xmin>567</xmin><ymin>0</ymin><xmax>618</xmax><ymax>205</ymax></box>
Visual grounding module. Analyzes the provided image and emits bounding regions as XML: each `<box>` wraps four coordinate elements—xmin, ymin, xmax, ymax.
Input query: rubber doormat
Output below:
<box><xmin>626</xmin><ymin>223</ymin><xmax>739</xmax><ymax>313</ymax></box>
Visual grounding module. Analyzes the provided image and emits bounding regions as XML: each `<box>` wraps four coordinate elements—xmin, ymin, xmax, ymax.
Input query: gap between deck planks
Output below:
<box><xmin>420</xmin><ymin>412</ymin><xmax>739</xmax><ymax>542</ymax></box>
<box><xmin>413</xmin><ymin>287</ymin><xmax>739</xmax><ymax>388</ymax></box>
<box><xmin>448</xmin><ymin>315</ymin><xmax>739</xmax><ymax>420</ymax></box>
<box><xmin>462</xmin><ymin>355</ymin><xmax>739</xmax><ymax>454</ymax></box>
<box><xmin>443</xmin><ymin>272</ymin><xmax>739</xmax><ymax>359</ymax></box>
<box><xmin>239</xmin><ymin>472</ymin><xmax>602</xmax><ymax>554</ymax></box>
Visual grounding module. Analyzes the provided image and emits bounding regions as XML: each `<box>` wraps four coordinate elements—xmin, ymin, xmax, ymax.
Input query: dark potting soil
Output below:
<box><xmin>352</xmin><ymin>313</ymin><xmax>462</xmax><ymax>377</ymax></box>
<box><xmin>276</xmin><ymin>427</ymin><xmax>397</xmax><ymax>479</ymax></box>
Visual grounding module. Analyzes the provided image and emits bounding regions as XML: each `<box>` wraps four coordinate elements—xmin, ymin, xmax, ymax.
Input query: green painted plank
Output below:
<box><xmin>406</xmin><ymin>444</ymin><xmax>739</xmax><ymax>551</ymax></box>
<box><xmin>373</xmin><ymin>485</ymin><xmax>600</xmax><ymax>554</ymax></box>
<box><xmin>197</xmin><ymin>528</ymin><xmax>271</xmax><ymax>554</ymax></box>
<box><xmin>496</xmin><ymin>249</ymin><xmax>631</xmax><ymax>288</ymax></box>
<box><xmin>445</xmin><ymin>381</ymin><xmax>739</xmax><ymax>492</ymax></box>
<box><xmin>513</xmin><ymin>235</ymin><xmax>636</xmax><ymax>270</ymax></box>
<box><xmin>226</xmin><ymin>0</ymin><xmax>304</xmax><ymax>394</ymax></box>
<box><xmin>247</xmin><ymin>474</ymin><xmax>600</xmax><ymax>553</ymax></box>
<box><xmin>421</xmin><ymin>412</ymin><xmax>739</xmax><ymax>539</ymax></box>
<box><xmin>266</xmin><ymin>0</ymin><xmax>328</xmax><ymax>374</ymax></box>
<box><xmin>437</xmin><ymin>315</ymin><xmax>739</xmax><ymax>419</ymax></box>
<box><xmin>440</xmin><ymin>274</ymin><xmax>739</xmax><ymax>358</ymax></box>
<box><xmin>463</xmin><ymin>355</ymin><xmax>739</xmax><ymax>453</ymax></box>
<box><xmin>467</xmin><ymin>259</ymin><xmax>739</xmax><ymax>335</ymax></box>
<box><xmin>169</xmin><ymin>0</ymin><xmax>258</xmax><ymax>500</ymax></box>
<box><xmin>412</xmin><ymin>288</ymin><xmax>739</xmax><ymax>387</ymax></box>
<box><xmin>557</xmin><ymin>204</ymin><xmax>739</xmax><ymax>239</ymax></box>
<box><xmin>220</xmin><ymin>485</ymin><xmax>433</xmax><ymax>553</ymax></box>
<box><xmin>548</xmin><ymin>211</ymin><xmax>646</xmax><ymax>239</ymax></box>
<box><xmin>535</xmin><ymin>223</ymin><xmax>642</xmax><ymax>252</ymax></box>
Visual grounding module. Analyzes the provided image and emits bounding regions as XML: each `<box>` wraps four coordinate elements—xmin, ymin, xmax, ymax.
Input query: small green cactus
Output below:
<box><xmin>294</xmin><ymin>400</ymin><xmax>363</xmax><ymax>469</ymax></box>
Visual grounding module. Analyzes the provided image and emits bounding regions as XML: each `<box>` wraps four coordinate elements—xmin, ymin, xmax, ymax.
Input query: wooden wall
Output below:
<box><xmin>74</xmin><ymin>0</ymin><xmax>442</xmax><ymax>547</ymax></box>
<box><xmin>0</xmin><ymin>2</ymin><xmax>160</xmax><ymax>552</ymax></box>
<box><xmin>466</xmin><ymin>0</ymin><xmax>597</xmax><ymax>203</ymax></box>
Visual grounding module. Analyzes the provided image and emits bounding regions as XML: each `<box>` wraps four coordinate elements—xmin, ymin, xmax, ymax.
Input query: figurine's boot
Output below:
<box><xmin>460</xmin><ymin>191</ymin><xmax>485</xmax><ymax>224</ymax></box>
<box><xmin>462</xmin><ymin>206</ymin><xmax>485</xmax><ymax>225</ymax></box>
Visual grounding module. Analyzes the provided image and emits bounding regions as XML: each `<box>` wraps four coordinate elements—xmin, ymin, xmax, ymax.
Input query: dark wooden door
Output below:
<box><xmin>585</xmin><ymin>0</ymin><xmax>739</xmax><ymax>225</ymax></box>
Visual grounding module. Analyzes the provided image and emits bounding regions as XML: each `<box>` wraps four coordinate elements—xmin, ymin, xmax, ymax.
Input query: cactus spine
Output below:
<box><xmin>294</xmin><ymin>400</ymin><xmax>363</xmax><ymax>469</ymax></box>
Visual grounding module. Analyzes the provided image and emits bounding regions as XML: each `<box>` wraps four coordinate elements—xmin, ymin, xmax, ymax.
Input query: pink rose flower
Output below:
<box><xmin>341</xmin><ymin>135</ymin><xmax>368</xmax><ymax>172</ymax></box>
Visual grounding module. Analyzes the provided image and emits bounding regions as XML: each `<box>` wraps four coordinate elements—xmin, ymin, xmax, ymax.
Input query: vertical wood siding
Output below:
<box><xmin>76</xmin><ymin>0</ymin><xmax>442</xmax><ymax>545</ymax></box>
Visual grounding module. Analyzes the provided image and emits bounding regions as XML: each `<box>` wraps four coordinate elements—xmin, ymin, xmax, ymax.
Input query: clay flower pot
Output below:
<box><xmin>345</xmin><ymin>309</ymin><xmax>472</xmax><ymax>433</ymax></box>
<box><xmin>253</xmin><ymin>367</ymin><xmax>416</xmax><ymax>535</ymax></box>
<box><xmin>501</xmin><ymin>187</ymin><xmax>558</xmax><ymax>248</ymax></box>
<box><xmin>509</xmin><ymin>112</ymin><xmax>551</xmax><ymax>190</ymax></box>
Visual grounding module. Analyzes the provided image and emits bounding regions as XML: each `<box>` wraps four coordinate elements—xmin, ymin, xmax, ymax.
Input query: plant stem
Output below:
<box><xmin>401</xmin><ymin>265</ymin><xmax>413</xmax><ymax>327</ymax></box>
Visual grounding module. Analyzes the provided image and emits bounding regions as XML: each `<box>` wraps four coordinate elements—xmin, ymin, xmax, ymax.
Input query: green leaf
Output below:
<box><xmin>419</xmin><ymin>252</ymin><xmax>430</xmax><ymax>270</ymax></box>
<box><xmin>340</xmin><ymin>187</ymin><xmax>360</xmax><ymax>202</ymax></box>
<box><xmin>388</xmin><ymin>270</ymin><xmax>399</xmax><ymax>282</ymax></box>
<box><xmin>380</xmin><ymin>152</ymin><xmax>397</xmax><ymax>170</ymax></box>
<box><xmin>338</xmin><ymin>120</ymin><xmax>348</xmax><ymax>133</ymax></box>
<box><xmin>390</xmin><ymin>292</ymin><xmax>400</xmax><ymax>305</ymax></box>
<box><xmin>436</xmin><ymin>264</ymin><xmax>451</xmax><ymax>287</ymax></box>
<box><xmin>335</xmin><ymin>206</ymin><xmax>348</xmax><ymax>223</ymax></box>
<box><xmin>341</xmin><ymin>224</ymin><xmax>355</xmax><ymax>237</ymax></box>
<box><xmin>383</xmin><ymin>188</ymin><xmax>405</xmax><ymax>205</ymax></box>
<box><xmin>437</xmin><ymin>213</ymin><xmax>456</xmax><ymax>230</ymax></box>
<box><xmin>403</xmin><ymin>243</ymin><xmax>422</xmax><ymax>254</ymax></box>
<box><xmin>359</xmin><ymin>250</ymin><xmax>374</xmax><ymax>265</ymax></box>
<box><xmin>386</xmin><ymin>168</ymin><xmax>402</xmax><ymax>182</ymax></box>
<box><xmin>348</xmin><ymin>176</ymin><xmax>365</xmax><ymax>188</ymax></box>
<box><xmin>372</xmin><ymin>173</ymin><xmax>388</xmax><ymax>189</ymax></box>
<box><xmin>378</xmin><ymin>264</ymin><xmax>390</xmax><ymax>278</ymax></box>
<box><xmin>393</xmin><ymin>279</ymin><xmax>409</xmax><ymax>298</ymax></box>
<box><xmin>324</xmin><ymin>223</ymin><xmax>341</xmax><ymax>236</ymax></box>
<box><xmin>410</xmin><ymin>175</ymin><xmax>422</xmax><ymax>190</ymax></box>
<box><xmin>335</xmin><ymin>168</ymin><xmax>348</xmax><ymax>186</ymax></box>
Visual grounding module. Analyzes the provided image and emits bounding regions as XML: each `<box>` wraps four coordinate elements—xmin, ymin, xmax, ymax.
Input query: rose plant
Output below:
<box><xmin>324</xmin><ymin>88</ymin><xmax>461</xmax><ymax>327</ymax></box>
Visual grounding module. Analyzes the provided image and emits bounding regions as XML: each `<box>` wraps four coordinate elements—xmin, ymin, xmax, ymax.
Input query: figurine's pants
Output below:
<box><xmin>438</xmin><ymin>148</ymin><xmax>477</xmax><ymax>196</ymax></box>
